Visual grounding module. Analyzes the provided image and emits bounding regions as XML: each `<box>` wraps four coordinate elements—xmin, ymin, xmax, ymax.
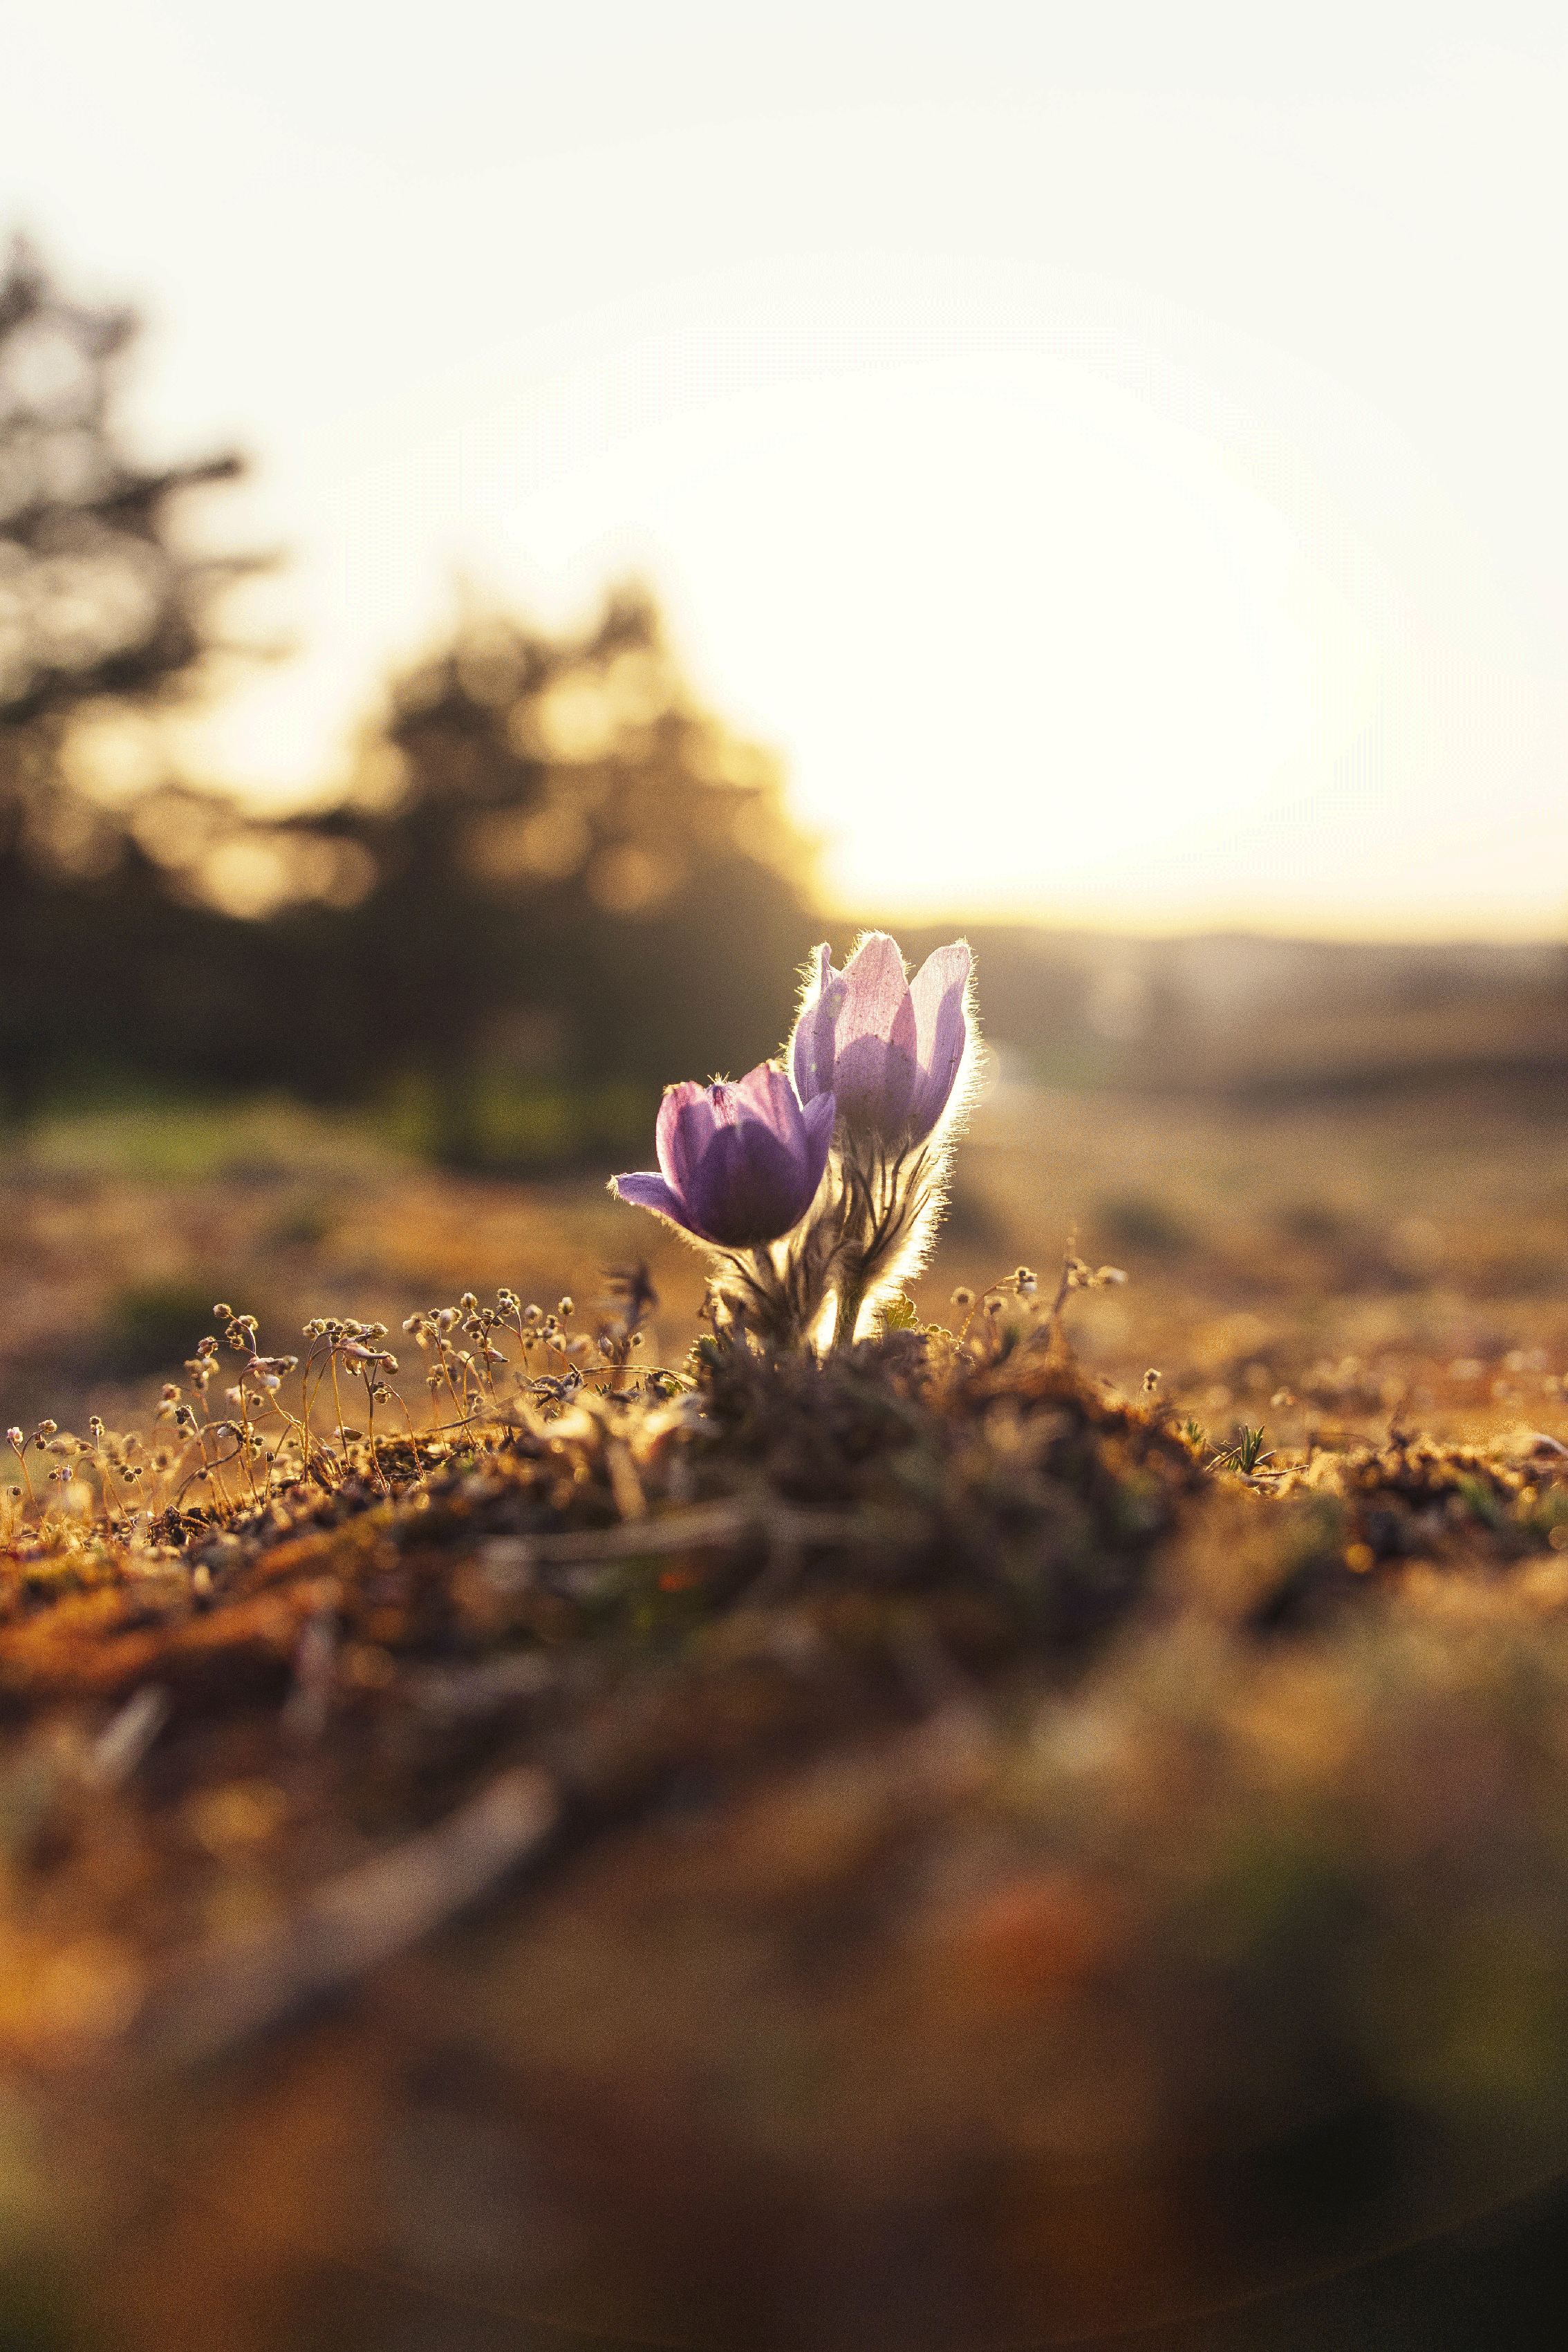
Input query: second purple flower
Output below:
<box><xmin>790</xmin><ymin>932</ymin><xmax>973</xmax><ymax>1149</ymax></box>
<box><xmin>612</xmin><ymin>1063</ymin><xmax>835</xmax><ymax>1250</ymax></box>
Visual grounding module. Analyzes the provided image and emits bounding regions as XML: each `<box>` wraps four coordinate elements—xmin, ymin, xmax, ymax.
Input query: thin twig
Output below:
<box><xmin>128</xmin><ymin>1766</ymin><xmax>559</xmax><ymax>2070</ymax></box>
<box><xmin>515</xmin><ymin>1497</ymin><xmax>920</xmax><ymax>1572</ymax></box>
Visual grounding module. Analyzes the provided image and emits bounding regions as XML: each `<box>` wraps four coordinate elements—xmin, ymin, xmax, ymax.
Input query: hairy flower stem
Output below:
<box><xmin>713</xmin><ymin>1219</ymin><xmax>838</xmax><ymax>1349</ymax></box>
<box><xmin>830</xmin><ymin>1271</ymin><xmax>868</xmax><ymax>1353</ymax></box>
<box><xmin>825</xmin><ymin>1142</ymin><xmax>942</xmax><ymax>1349</ymax></box>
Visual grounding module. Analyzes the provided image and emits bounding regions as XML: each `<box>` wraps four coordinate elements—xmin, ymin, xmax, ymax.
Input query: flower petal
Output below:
<box><xmin>610</xmin><ymin>1170</ymin><xmax>699</xmax><ymax>1236</ymax></box>
<box><xmin>907</xmin><ymin>940</ymin><xmax>972</xmax><ymax>1139</ymax></box>
<box><xmin>800</xmin><ymin>1088</ymin><xmax>837</xmax><ymax>1188</ymax></box>
<box><xmin>790</xmin><ymin>944</ymin><xmax>844</xmax><ymax>1105</ymax></box>
<box><xmin>689</xmin><ymin>1128</ymin><xmax>784</xmax><ymax>1244</ymax></box>
<box><xmin>838</xmin><ymin>933</ymin><xmax>912</xmax><ymax>1044</ymax></box>
<box><xmin>656</xmin><ymin>1080</ymin><xmax>720</xmax><ymax>1194</ymax></box>
<box><xmin>729</xmin><ymin>1060</ymin><xmax>807</xmax><ymax>1142</ymax></box>
<box><xmin>832</xmin><ymin>933</ymin><xmax>917</xmax><ymax>1138</ymax></box>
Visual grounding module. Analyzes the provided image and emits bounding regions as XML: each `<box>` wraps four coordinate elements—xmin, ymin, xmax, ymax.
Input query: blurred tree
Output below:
<box><xmin>0</xmin><ymin>240</ymin><xmax>258</xmax><ymax>733</ymax></box>
<box><xmin>0</xmin><ymin>240</ymin><xmax>819</xmax><ymax>1150</ymax></box>
<box><xmin>0</xmin><ymin>236</ymin><xmax>266</xmax><ymax>1112</ymax></box>
<box><xmin>281</xmin><ymin>587</ymin><xmax>820</xmax><ymax>1160</ymax></box>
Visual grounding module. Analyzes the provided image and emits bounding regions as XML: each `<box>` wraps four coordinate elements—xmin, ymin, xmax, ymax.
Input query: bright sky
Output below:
<box><xmin>8</xmin><ymin>2</ymin><xmax>1568</xmax><ymax>935</ymax></box>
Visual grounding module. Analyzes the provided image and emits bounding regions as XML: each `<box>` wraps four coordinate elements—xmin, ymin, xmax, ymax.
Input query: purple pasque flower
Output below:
<box><xmin>613</xmin><ymin>1062</ymin><xmax>835</xmax><ymax>1249</ymax></box>
<box><xmin>791</xmin><ymin>933</ymin><xmax>972</xmax><ymax>1148</ymax></box>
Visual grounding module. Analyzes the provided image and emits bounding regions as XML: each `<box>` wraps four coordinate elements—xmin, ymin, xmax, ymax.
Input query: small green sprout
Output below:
<box><xmin>1211</xmin><ymin>1425</ymin><xmax>1271</xmax><ymax>1477</ymax></box>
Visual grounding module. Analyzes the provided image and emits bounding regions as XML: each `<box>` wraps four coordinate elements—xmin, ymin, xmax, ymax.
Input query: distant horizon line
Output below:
<box><xmin>833</xmin><ymin>910</ymin><xmax>1568</xmax><ymax>953</ymax></box>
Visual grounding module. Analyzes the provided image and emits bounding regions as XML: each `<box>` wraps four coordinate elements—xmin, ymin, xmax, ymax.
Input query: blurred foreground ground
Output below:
<box><xmin>5</xmin><ymin>1079</ymin><xmax>1568</xmax><ymax>2349</ymax></box>
<box><xmin>5</xmin><ymin>1073</ymin><xmax>1565</xmax><ymax>1455</ymax></box>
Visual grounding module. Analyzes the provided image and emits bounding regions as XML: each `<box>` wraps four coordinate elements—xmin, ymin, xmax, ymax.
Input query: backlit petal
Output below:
<box><xmin>610</xmin><ymin>1170</ymin><xmax>696</xmax><ymax>1234</ymax></box>
<box><xmin>657</xmin><ymin>1080</ymin><xmax>720</xmax><ymax>1193</ymax></box>
<box><xmin>907</xmin><ymin>941</ymin><xmax>971</xmax><ymax>1139</ymax></box>
<box><xmin>790</xmin><ymin>944</ymin><xmax>844</xmax><ymax>1105</ymax></box>
<box><xmin>730</xmin><ymin>1059</ymin><xmax>806</xmax><ymax>1144</ymax></box>
<box><xmin>832</xmin><ymin>934</ymin><xmax>917</xmax><ymax>1137</ymax></box>
<box><xmin>800</xmin><ymin>1088</ymin><xmax>837</xmax><ymax>1188</ymax></box>
<box><xmin>837</xmin><ymin>933</ymin><xmax>912</xmax><ymax>1048</ymax></box>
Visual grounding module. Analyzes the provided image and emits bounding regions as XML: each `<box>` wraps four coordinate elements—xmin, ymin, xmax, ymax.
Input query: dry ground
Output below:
<box><xmin>2</xmin><ymin>1079</ymin><xmax>1568</xmax><ymax>2352</ymax></box>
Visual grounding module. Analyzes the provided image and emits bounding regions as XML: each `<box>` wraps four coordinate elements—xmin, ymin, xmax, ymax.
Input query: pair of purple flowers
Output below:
<box><xmin>613</xmin><ymin>933</ymin><xmax>974</xmax><ymax>1345</ymax></box>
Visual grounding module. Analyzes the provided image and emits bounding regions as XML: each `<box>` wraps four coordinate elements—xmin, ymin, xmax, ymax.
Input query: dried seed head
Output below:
<box><xmin>213</xmin><ymin>1304</ymin><xmax>233</xmax><ymax>1321</ymax></box>
<box><xmin>1143</xmin><ymin>1369</ymin><xmax>1161</xmax><ymax>1394</ymax></box>
<box><xmin>558</xmin><ymin>1297</ymin><xmax>575</xmax><ymax>1318</ymax></box>
<box><xmin>5</xmin><ymin>1428</ymin><xmax>21</xmax><ymax>1451</ymax></box>
<box><xmin>950</xmin><ymin>1287</ymin><xmax>973</xmax><ymax>1309</ymax></box>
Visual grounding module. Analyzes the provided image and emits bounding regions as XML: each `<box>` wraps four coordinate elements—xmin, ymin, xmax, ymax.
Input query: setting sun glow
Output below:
<box><xmin>8</xmin><ymin>3</ymin><xmax>1567</xmax><ymax>936</ymax></box>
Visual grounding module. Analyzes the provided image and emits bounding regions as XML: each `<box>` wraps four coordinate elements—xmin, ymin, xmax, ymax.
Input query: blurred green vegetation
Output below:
<box><xmin>10</xmin><ymin>1090</ymin><xmax>397</xmax><ymax>1185</ymax></box>
<box><xmin>380</xmin><ymin>1070</ymin><xmax>656</xmax><ymax>1170</ymax></box>
<box><xmin>102</xmin><ymin>1278</ymin><xmax>229</xmax><ymax>1378</ymax></box>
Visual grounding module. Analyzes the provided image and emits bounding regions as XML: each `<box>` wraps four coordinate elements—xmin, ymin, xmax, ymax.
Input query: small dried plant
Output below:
<box><xmin>0</xmin><ymin>1265</ymin><xmax>671</xmax><ymax>1563</ymax></box>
